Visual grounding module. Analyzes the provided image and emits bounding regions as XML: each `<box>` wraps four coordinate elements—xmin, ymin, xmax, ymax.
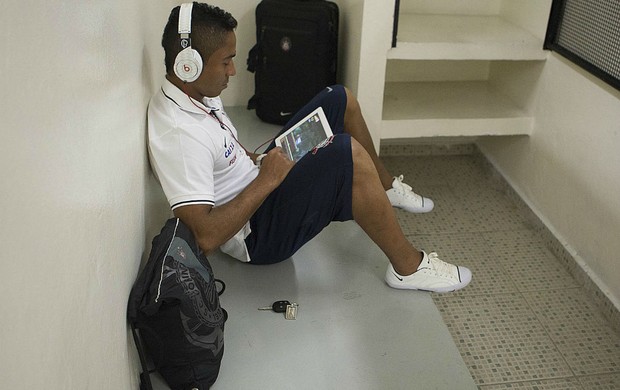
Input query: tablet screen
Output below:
<box><xmin>275</xmin><ymin>107</ymin><xmax>333</xmax><ymax>163</ymax></box>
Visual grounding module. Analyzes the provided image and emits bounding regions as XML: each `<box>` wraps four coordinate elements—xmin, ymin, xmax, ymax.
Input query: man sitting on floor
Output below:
<box><xmin>147</xmin><ymin>2</ymin><xmax>471</xmax><ymax>293</ymax></box>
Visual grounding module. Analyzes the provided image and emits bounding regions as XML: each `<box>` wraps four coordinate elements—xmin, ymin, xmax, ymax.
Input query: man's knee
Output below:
<box><xmin>343</xmin><ymin>86</ymin><xmax>361</xmax><ymax>119</ymax></box>
<box><xmin>350</xmin><ymin>137</ymin><xmax>372</xmax><ymax>168</ymax></box>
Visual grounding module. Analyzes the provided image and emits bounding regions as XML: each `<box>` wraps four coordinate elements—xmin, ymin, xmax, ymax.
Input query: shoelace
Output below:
<box><xmin>425</xmin><ymin>252</ymin><xmax>456</xmax><ymax>278</ymax></box>
<box><xmin>393</xmin><ymin>175</ymin><xmax>412</xmax><ymax>192</ymax></box>
<box><xmin>393</xmin><ymin>175</ymin><xmax>424</xmax><ymax>202</ymax></box>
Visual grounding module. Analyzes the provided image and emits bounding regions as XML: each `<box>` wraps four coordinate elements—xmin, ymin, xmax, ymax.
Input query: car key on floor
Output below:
<box><xmin>258</xmin><ymin>300</ymin><xmax>291</xmax><ymax>313</ymax></box>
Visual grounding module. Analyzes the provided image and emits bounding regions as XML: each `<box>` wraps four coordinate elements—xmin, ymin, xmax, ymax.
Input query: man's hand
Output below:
<box><xmin>256</xmin><ymin>147</ymin><xmax>294</xmax><ymax>187</ymax></box>
<box><xmin>175</xmin><ymin>147</ymin><xmax>294</xmax><ymax>256</ymax></box>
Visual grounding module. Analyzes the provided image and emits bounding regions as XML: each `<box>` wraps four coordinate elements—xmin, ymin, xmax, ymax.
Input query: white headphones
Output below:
<box><xmin>174</xmin><ymin>3</ymin><xmax>203</xmax><ymax>82</ymax></box>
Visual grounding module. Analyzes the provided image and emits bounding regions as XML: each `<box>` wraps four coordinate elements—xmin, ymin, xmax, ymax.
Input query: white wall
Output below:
<box><xmin>355</xmin><ymin>0</ymin><xmax>394</xmax><ymax>151</ymax></box>
<box><xmin>0</xmin><ymin>1</ymin><xmax>361</xmax><ymax>388</ymax></box>
<box><xmin>0</xmin><ymin>1</ymin><xmax>173</xmax><ymax>388</ymax></box>
<box><xmin>400</xmin><ymin>0</ymin><xmax>500</xmax><ymax>15</ymax></box>
<box><xmin>478</xmin><ymin>54</ymin><xmax>620</xmax><ymax>307</ymax></box>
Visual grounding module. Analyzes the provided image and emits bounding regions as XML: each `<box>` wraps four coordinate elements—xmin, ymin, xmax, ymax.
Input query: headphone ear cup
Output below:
<box><xmin>174</xmin><ymin>47</ymin><xmax>203</xmax><ymax>83</ymax></box>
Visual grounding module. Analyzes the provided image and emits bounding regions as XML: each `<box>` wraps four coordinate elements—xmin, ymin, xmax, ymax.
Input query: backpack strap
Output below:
<box><xmin>130</xmin><ymin>323</ymin><xmax>156</xmax><ymax>390</ymax></box>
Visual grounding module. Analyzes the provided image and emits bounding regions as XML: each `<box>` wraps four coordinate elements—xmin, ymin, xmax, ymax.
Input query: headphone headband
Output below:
<box><xmin>178</xmin><ymin>3</ymin><xmax>192</xmax><ymax>35</ymax></box>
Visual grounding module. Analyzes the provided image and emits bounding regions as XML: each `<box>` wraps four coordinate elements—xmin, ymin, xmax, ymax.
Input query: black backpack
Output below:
<box><xmin>127</xmin><ymin>218</ymin><xmax>227</xmax><ymax>390</ymax></box>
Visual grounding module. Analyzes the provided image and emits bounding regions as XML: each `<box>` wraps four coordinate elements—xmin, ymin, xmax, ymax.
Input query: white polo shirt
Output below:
<box><xmin>147</xmin><ymin>79</ymin><xmax>259</xmax><ymax>262</ymax></box>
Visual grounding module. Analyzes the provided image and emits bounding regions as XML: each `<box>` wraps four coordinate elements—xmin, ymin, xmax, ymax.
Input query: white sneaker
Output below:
<box><xmin>385</xmin><ymin>251</ymin><xmax>472</xmax><ymax>293</ymax></box>
<box><xmin>386</xmin><ymin>175</ymin><xmax>434</xmax><ymax>213</ymax></box>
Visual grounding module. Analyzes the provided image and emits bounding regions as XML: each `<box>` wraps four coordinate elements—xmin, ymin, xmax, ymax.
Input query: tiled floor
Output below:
<box><xmin>381</xmin><ymin>149</ymin><xmax>620</xmax><ymax>389</ymax></box>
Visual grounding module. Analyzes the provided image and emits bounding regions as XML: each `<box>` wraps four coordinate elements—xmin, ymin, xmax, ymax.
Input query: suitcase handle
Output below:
<box><xmin>247</xmin><ymin>44</ymin><xmax>259</xmax><ymax>73</ymax></box>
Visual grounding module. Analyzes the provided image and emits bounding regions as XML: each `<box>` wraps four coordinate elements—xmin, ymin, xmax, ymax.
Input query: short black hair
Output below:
<box><xmin>161</xmin><ymin>2</ymin><xmax>237</xmax><ymax>75</ymax></box>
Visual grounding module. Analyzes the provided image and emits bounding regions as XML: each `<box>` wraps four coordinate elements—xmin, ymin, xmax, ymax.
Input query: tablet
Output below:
<box><xmin>274</xmin><ymin>107</ymin><xmax>334</xmax><ymax>163</ymax></box>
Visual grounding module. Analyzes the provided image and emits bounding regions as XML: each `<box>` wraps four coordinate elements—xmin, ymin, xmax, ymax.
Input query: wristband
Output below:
<box><xmin>255</xmin><ymin>154</ymin><xmax>267</xmax><ymax>168</ymax></box>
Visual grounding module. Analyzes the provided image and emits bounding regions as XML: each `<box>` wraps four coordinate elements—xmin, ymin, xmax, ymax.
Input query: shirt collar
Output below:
<box><xmin>161</xmin><ymin>78</ymin><xmax>223</xmax><ymax>116</ymax></box>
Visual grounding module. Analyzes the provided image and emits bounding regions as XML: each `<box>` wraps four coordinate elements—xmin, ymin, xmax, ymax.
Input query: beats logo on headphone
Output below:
<box><xmin>174</xmin><ymin>3</ymin><xmax>203</xmax><ymax>83</ymax></box>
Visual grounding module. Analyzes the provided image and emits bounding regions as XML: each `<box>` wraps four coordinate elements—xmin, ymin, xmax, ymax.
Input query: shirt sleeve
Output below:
<box><xmin>149</xmin><ymin>122</ymin><xmax>218</xmax><ymax>210</ymax></box>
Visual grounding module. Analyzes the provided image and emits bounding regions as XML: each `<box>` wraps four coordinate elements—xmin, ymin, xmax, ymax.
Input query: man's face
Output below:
<box><xmin>192</xmin><ymin>31</ymin><xmax>237</xmax><ymax>98</ymax></box>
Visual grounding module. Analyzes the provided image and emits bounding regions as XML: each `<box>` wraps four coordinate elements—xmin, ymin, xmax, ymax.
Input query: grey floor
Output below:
<box><xmin>150</xmin><ymin>107</ymin><xmax>620</xmax><ymax>389</ymax></box>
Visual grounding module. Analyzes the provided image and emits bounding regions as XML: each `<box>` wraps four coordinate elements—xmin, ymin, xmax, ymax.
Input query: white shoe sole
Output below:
<box><xmin>385</xmin><ymin>264</ymin><xmax>472</xmax><ymax>293</ymax></box>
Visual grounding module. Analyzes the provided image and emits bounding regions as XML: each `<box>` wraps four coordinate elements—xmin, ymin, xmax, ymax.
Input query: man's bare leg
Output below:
<box><xmin>350</xmin><ymin>137</ymin><xmax>421</xmax><ymax>275</ymax></box>
<box><xmin>349</xmin><ymin>137</ymin><xmax>472</xmax><ymax>292</ymax></box>
<box><xmin>342</xmin><ymin>87</ymin><xmax>394</xmax><ymax>191</ymax></box>
<box><xmin>342</xmin><ymin>87</ymin><xmax>435</xmax><ymax>215</ymax></box>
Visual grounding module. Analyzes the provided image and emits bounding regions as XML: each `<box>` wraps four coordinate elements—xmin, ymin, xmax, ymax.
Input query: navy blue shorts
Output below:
<box><xmin>245</xmin><ymin>85</ymin><xmax>353</xmax><ymax>264</ymax></box>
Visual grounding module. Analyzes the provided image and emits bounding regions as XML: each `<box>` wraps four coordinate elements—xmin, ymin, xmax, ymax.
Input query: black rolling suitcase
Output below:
<box><xmin>247</xmin><ymin>0</ymin><xmax>339</xmax><ymax>125</ymax></box>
